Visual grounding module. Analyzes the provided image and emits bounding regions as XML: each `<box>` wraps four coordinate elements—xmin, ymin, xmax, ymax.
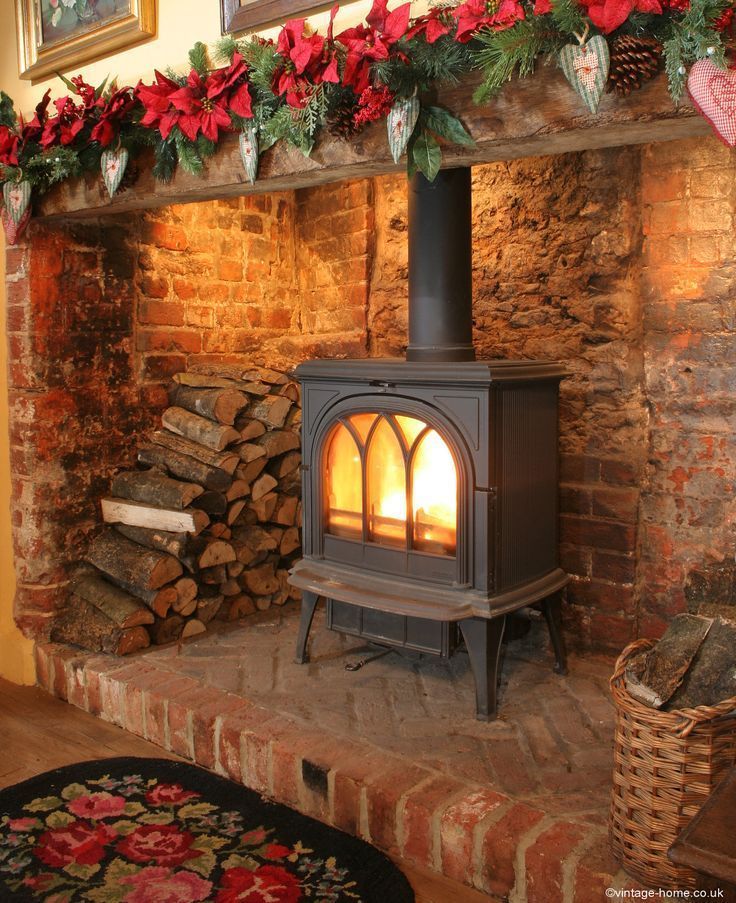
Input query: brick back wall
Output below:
<box><xmin>5</xmin><ymin>139</ymin><xmax>736</xmax><ymax>651</ymax></box>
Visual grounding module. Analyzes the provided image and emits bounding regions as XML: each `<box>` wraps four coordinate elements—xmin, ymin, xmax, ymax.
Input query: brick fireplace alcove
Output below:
<box><xmin>6</xmin><ymin>131</ymin><xmax>736</xmax><ymax>897</ymax></box>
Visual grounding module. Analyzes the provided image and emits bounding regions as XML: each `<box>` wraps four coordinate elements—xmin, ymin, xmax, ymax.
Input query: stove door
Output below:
<box><xmin>320</xmin><ymin>411</ymin><xmax>461</xmax><ymax>583</ymax></box>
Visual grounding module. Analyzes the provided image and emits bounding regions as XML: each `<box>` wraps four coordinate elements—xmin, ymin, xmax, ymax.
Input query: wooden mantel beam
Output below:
<box><xmin>37</xmin><ymin>70</ymin><xmax>706</xmax><ymax>220</ymax></box>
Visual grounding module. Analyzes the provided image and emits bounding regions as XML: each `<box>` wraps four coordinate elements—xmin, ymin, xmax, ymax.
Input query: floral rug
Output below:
<box><xmin>0</xmin><ymin>757</ymin><xmax>414</xmax><ymax>902</ymax></box>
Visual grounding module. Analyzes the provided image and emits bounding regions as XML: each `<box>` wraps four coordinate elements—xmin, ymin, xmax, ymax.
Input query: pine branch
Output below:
<box><xmin>663</xmin><ymin>0</ymin><xmax>730</xmax><ymax>100</ymax></box>
<box><xmin>214</xmin><ymin>36</ymin><xmax>241</xmax><ymax>65</ymax></box>
<box><xmin>550</xmin><ymin>0</ymin><xmax>586</xmax><ymax>37</ymax></box>
<box><xmin>153</xmin><ymin>139</ymin><xmax>177</xmax><ymax>182</ymax></box>
<box><xmin>0</xmin><ymin>91</ymin><xmax>16</xmax><ymax>129</ymax></box>
<box><xmin>174</xmin><ymin>132</ymin><xmax>204</xmax><ymax>175</ymax></box>
<box><xmin>188</xmin><ymin>42</ymin><xmax>210</xmax><ymax>77</ymax></box>
<box><xmin>473</xmin><ymin>20</ymin><xmax>561</xmax><ymax>103</ymax></box>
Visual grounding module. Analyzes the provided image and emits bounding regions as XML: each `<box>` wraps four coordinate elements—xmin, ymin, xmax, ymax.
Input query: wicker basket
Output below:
<box><xmin>609</xmin><ymin>638</ymin><xmax>736</xmax><ymax>889</ymax></box>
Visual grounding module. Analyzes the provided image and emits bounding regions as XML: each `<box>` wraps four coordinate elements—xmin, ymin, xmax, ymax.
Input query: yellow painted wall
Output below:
<box><xmin>0</xmin><ymin>0</ymin><xmax>392</xmax><ymax>682</ymax></box>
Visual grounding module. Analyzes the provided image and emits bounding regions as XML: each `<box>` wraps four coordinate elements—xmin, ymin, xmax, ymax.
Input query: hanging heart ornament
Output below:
<box><xmin>2</xmin><ymin>205</ymin><xmax>31</xmax><ymax>246</ymax></box>
<box><xmin>687</xmin><ymin>58</ymin><xmax>736</xmax><ymax>147</ymax></box>
<box><xmin>2</xmin><ymin>179</ymin><xmax>32</xmax><ymax>226</ymax></box>
<box><xmin>387</xmin><ymin>94</ymin><xmax>420</xmax><ymax>164</ymax></box>
<box><xmin>559</xmin><ymin>35</ymin><xmax>610</xmax><ymax>113</ymax></box>
<box><xmin>101</xmin><ymin>147</ymin><xmax>129</xmax><ymax>198</ymax></box>
<box><xmin>238</xmin><ymin>126</ymin><xmax>259</xmax><ymax>185</ymax></box>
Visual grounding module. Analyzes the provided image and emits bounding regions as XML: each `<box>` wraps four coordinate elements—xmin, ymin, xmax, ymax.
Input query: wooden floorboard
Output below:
<box><xmin>0</xmin><ymin>679</ymin><xmax>489</xmax><ymax>902</ymax></box>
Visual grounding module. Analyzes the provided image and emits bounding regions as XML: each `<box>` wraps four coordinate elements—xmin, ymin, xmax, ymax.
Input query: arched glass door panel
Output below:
<box><xmin>366</xmin><ymin>417</ymin><xmax>407</xmax><ymax>548</ymax></box>
<box><xmin>325</xmin><ymin>423</ymin><xmax>363</xmax><ymax>540</ymax></box>
<box><xmin>411</xmin><ymin>429</ymin><xmax>457</xmax><ymax>555</ymax></box>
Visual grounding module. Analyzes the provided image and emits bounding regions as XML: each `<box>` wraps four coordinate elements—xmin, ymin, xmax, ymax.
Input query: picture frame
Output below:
<box><xmin>15</xmin><ymin>0</ymin><xmax>156</xmax><ymax>81</ymax></box>
<box><xmin>221</xmin><ymin>0</ymin><xmax>327</xmax><ymax>34</ymax></box>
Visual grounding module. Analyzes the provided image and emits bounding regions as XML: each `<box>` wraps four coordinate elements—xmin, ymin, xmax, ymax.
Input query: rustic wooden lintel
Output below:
<box><xmin>37</xmin><ymin>71</ymin><xmax>707</xmax><ymax>221</ymax></box>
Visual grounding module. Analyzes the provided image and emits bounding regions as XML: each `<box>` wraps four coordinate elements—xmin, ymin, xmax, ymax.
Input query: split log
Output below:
<box><xmin>233</xmin><ymin>525</ymin><xmax>279</xmax><ymax>553</ymax></box>
<box><xmin>181</xmin><ymin>618</ymin><xmax>207</xmax><ymax>639</ymax></box>
<box><xmin>242</xmin><ymin>366</ymin><xmax>289</xmax><ymax>385</ymax></box>
<box><xmin>52</xmin><ymin>596</ymin><xmax>150</xmax><ymax>655</ymax></box>
<box><xmin>152</xmin><ymin>430</ymin><xmax>239</xmax><ymax>474</ymax></box>
<box><xmin>190</xmin><ymin>491</ymin><xmax>228</xmax><ymax>518</ymax></box>
<box><xmin>237</xmin><ymin>458</ymin><xmax>267</xmax><ymax>483</ymax></box>
<box><xmin>108</xmin><ymin>579</ymin><xmax>177</xmax><ymax>618</ymax></box>
<box><xmin>220</xmin><ymin>578</ymin><xmax>242</xmax><ymax>597</ymax></box>
<box><xmin>273</xmin><ymin>495</ymin><xmax>299</xmax><ymax>527</ymax></box>
<box><xmin>278</xmin><ymin>470</ymin><xmax>301</xmax><ymax>495</ymax></box>
<box><xmin>227</xmin><ymin>499</ymin><xmax>246</xmax><ymax>525</ymax></box>
<box><xmin>273</xmin><ymin>570</ymin><xmax>292</xmax><ymax>606</ymax></box>
<box><xmin>162</xmin><ymin>407</ymin><xmax>240</xmax><ymax>451</ymax></box>
<box><xmin>256</xmin><ymin>430</ymin><xmax>300</xmax><ymax>458</ymax></box>
<box><xmin>242</xmin><ymin>563</ymin><xmax>280</xmax><ymax>596</ymax></box>
<box><xmin>225</xmin><ymin>480</ymin><xmax>250</xmax><ymax>502</ymax></box>
<box><xmin>286</xmin><ymin>407</ymin><xmax>302</xmax><ymax>430</ymax></box>
<box><xmin>172</xmin><ymin>577</ymin><xmax>198</xmax><ymax>613</ymax></box>
<box><xmin>149</xmin><ymin>614</ymin><xmax>184</xmax><ymax>645</ymax></box>
<box><xmin>138</xmin><ymin>443</ymin><xmax>232</xmax><ymax>492</ymax></box>
<box><xmin>280</xmin><ymin>527</ymin><xmax>300</xmax><ymax>557</ymax></box>
<box><xmin>114</xmin><ymin>524</ymin><xmax>206</xmax><ymax>573</ymax></box>
<box><xmin>227</xmin><ymin>561</ymin><xmax>245</xmax><ymax>577</ymax></box>
<box><xmin>168</xmin><ymin>384</ymin><xmax>248</xmax><ymax>426</ymax></box>
<box><xmin>86</xmin><ymin>530</ymin><xmax>183</xmax><ymax>592</ymax></box>
<box><xmin>249</xmin><ymin>492</ymin><xmax>278</xmax><ymax>522</ymax></box>
<box><xmin>102</xmin><ymin>498</ymin><xmax>209</xmax><ymax>535</ymax></box>
<box><xmin>174</xmin><ymin>372</ymin><xmax>263</xmax><ymax>393</ymax></box>
<box><xmin>208</xmin><ymin>523</ymin><xmax>232</xmax><ymax>539</ymax></box>
<box><xmin>667</xmin><ymin>618</ymin><xmax>736</xmax><ymax>709</ymax></box>
<box><xmin>112</xmin><ymin>470</ymin><xmax>203</xmax><ymax>510</ymax></box>
<box><xmin>72</xmin><ymin>574</ymin><xmax>154</xmax><ymax>629</ymax></box>
<box><xmin>237</xmin><ymin>418</ymin><xmax>267</xmax><ymax>440</ymax></box>
<box><xmin>237</xmin><ymin>443</ymin><xmax>266</xmax><ymax>464</ymax></box>
<box><xmin>254</xmin><ymin>595</ymin><xmax>273</xmax><ymax>611</ymax></box>
<box><xmin>278</xmin><ymin>382</ymin><xmax>300</xmax><ymax>403</ymax></box>
<box><xmin>252</xmin><ymin>473</ymin><xmax>278</xmax><ymax>501</ymax></box>
<box><xmin>198</xmin><ymin>539</ymin><xmax>236</xmax><ymax>568</ymax></box>
<box><xmin>197</xmin><ymin>595</ymin><xmax>224</xmax><ymax>624</ymax></box>
<box><xmin>246</xmin><ymin>395</ymin><xmax>292</xmax><ymax>429</ymax></box>
<box><xmin>269</xmin><ymin>451</ymin><xmax>301</xmax><ymax>480</ymax></box>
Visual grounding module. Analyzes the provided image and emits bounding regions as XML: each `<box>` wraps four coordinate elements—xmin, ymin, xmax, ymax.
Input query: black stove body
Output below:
<box><xmin>288</xmin><ymin>169</ymin><xmax>568</xmax><ymax>719</ymax></box>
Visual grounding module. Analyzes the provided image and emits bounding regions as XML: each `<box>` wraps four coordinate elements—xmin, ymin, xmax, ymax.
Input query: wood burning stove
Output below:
<box><xmin>289</xmin><ymin>168</ymin><xmax>569</xmax><ymax>719</ymax></box>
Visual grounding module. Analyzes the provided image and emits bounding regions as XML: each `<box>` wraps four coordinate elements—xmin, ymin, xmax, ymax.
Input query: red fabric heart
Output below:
<box><xmin>2</xmin><ymin>206</ymin><xmax>30</xmax><ymax>246</ymax></box>
<box><xmin>687</xmin><ymin>58</ymin><xmax>736</xmax><ymax>147</ymax></box>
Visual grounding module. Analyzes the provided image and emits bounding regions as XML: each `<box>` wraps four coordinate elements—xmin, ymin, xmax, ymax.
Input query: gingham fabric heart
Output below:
<box><xmin>2</xmin><ymin>179</ymin><xmax>31</xmax><ymax>226</ymax></box>
<box><xmin>2</xmin><ymin>205</ymin><xmax>30</xmax><ymax>246</ymax></box>
<box><xmin>559</xmin><ymin>36</ymin><xmax>610</xmax><ymax>114</ymax></box>
<box><xmin>238</xmin><ymin>127</ymin><xmax>259</xmax><ymax>185</ymax></box>
<box><xmin>687</xmin><ymin>58</ymin><xmax>736</xmax><ymax>147</ymax></box>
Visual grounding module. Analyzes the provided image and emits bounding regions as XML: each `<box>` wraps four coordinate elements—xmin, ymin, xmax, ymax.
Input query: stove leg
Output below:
<box><xmin>295</xmin><ymin>592</ymin><xmax>319</xmax><ymax>665</ymax></box>
<box><xmin>541</xmin><ymin>592</ymin><xmax>568</xmax><ymax>676</ymax></box>
<box><xmin>459</xmin><ymin>615</ymin><xmax>506</xmax><ymax>722</ymax></box>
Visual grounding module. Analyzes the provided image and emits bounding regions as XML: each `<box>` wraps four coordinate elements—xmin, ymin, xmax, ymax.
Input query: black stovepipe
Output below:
<box><xmin>406</xmin><ymin>167</ymin><xmax>475</xmax><ymax>363</ymax></box>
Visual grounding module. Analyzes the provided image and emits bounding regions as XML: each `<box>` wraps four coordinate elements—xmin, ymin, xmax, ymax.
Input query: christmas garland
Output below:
<box><xmin>0</xmin><ymin>0</ymin><xmax>733</xmax><ymax>244</ymax></box>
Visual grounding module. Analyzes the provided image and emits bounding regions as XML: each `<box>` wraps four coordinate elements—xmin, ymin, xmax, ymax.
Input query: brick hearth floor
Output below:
<box><xmin>35</xmin><ymin>603</ymin><xmax>637</xmax><ymax>900</ymax></box>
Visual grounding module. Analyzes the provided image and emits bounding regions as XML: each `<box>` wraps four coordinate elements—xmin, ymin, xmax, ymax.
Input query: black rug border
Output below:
<box><xmin>0</xmin><ymin>756</ymin><xmax>414</xmax><ymax>903</ymax></box>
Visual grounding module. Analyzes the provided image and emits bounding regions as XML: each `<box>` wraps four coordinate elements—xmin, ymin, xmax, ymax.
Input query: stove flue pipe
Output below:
<box><xmin>407</xmin><ymin>167</ymin><xmax>475</xmax><ymax>362</ymax></box>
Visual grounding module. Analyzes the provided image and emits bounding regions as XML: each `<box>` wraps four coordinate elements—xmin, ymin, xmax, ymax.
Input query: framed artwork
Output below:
<box><xmin>221</xmin><ymin>0</ymin><xmax>326</xmax><ymax>33</ymax></box>
<box><xmin>15</xmin><ymin>0</ymin><xmax>156</xmax><ymax>81</ymax></box>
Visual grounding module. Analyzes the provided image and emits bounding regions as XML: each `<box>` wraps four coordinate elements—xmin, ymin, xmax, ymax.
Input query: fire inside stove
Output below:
<box><xmin>324</xmin><ymin>413</ymin><xmax>457</xmax><ymax>556</ymax></box>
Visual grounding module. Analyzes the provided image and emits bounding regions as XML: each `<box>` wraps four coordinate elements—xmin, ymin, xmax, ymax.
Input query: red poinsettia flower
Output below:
<box><xmin>33</xmin><ymin>820</ymin><xmax>113</xmax><ymax>868</ymax></box>
<box><xmin>533</xmin><ymin>0</ymin><xmax>553</xmax><ymax>14</ymax></box>
<box><xmin>90</xmin><ymin>86</ymin><xmax>135</xmax><ymax>146</ymax></box>
<box><xmin>578</xmin><ymin>0</ymin><xmax>662</xmax><ymax>33</ymax></box>
<box><xmin>0</xmin><ymin>125</ymin><xmax>19</xmax><ymax>166</ymax></box>
<box><xmin>40</xmin><ymin>96</ymin><xmax>86</xmax><ymax>148</ymax></box>
<box><xmin>715</xmin><ymin>4</ymin><xmax>734</xmax><ymax>30</ymax></box>
<box><xmin>272</xmin><ymin>17</ymin><xmax>339</xmax><ymax>107</ymax></box>
<box><xmin>18</xmin><ymin>89</ymin><xmax>51</xmax><ymax>147</ymax></box>
<box><xmin>206</xmin><ymin>51</ymin><xmax>254</xmax><ymax>119</ymax></box>
<box><xmin>168</xmin><ymin>69</ymin><xmax>235</xmax><ymax>142</ymax></box>
<box><xmin>405</xmin><ymin>6</ymin><xmax>453</xmax><ymax>42</ymax></box>
<box><xmin>116</xmin><ymin>823</ymin><xmax>202</xmax><ymax>867</ymax></box>
<box><xmin>453</xmin><ymin>0</ymin><xmax>525</xmax><ymax>43</ymax></box>
<box><xmin>136</xmin><ymin>70</ymin><xmax>183</xmax><ymax>138</ymax></box>
<box><xmin>215</xmin><ymin>865</ymin><xmax>302</xmax><ymax>903</ymax></box>
<box><xmin>337</xmin><ymin>0</ymin><xmax>411</xmax><ymax>94</ymax></box>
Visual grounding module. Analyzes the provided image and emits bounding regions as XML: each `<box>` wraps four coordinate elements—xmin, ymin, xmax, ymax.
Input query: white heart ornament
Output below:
<box><xmin>101</xmin><ymin>147</ymin><xmax>129</xmax><ymax>198</ymax></box>
<box><xmin>387</xmin><ymin>95</ymin><xmax>420</xmax><ymax>164</ymax></box>
<box><xmin>559</xmin><ymin>36</ymin><xmax>610</xmax><ymax>113</ymax></box>
<box><xmin>2</xmin><ymin>179</ymin><xmax>32</xmax><ymax>226</ymax></box>
<box><xmin>687</xmin><ymin>58</ymin><xmax>736</xmax><ymax>147</ymax></box>
<box><xmin>2</xmin><ymin>205</ymin><xmax>30</xmax><ymax>246</ymax></box>
<box><xmin>238</xmin><ymin>127</ymin><xmax>259</xmax><ymax>185</ymax></box>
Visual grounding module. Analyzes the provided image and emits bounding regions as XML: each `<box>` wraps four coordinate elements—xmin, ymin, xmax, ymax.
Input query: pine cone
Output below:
<box><xmin>326</xmin><ymin>95</ymin><xmax>360</xmax><ymax>140</ymax></box>
<box><xmin>606</xmin><ymin>35</ymin><xmax>663</xmax><ymax>96</ymax></box>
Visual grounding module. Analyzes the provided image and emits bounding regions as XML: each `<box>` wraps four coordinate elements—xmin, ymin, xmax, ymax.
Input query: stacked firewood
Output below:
<box><xmin>52</xmin><ymin>365</ymin><xmax>302</xmax><ymax>655</ymax></box>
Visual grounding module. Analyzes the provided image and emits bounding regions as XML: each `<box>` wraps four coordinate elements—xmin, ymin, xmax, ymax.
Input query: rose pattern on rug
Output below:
<box><xmin>0</xmin><ymin>771</ymin><xmax>363</xmax><ymax>901</ymax></box>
